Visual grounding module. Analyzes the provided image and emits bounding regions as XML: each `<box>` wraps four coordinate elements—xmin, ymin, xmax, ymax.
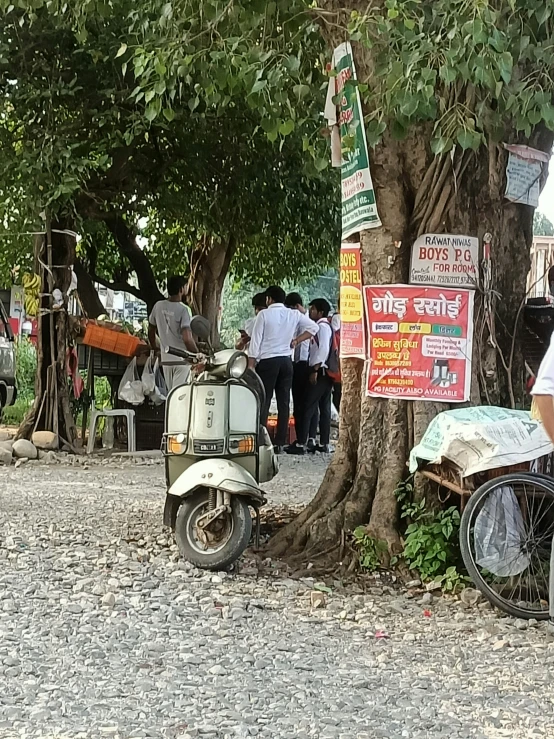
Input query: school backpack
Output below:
<box><xmin>326</xmin><ymin>320</ymin><xmax>341</xmax><ymax>383</ymax></box>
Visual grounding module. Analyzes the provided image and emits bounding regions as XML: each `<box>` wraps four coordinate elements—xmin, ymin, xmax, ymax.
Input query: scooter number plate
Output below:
<box><xmin>193</xmin><ymin>439</ymin><xmax>225</xmax><ymax>454</ymax></box>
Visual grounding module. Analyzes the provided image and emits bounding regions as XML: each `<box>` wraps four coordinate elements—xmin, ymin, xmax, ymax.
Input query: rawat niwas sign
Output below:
<box><xmin>410</xmin><ymin>233</ymin><xmax>479</xmax><ymax>289</ymax></box>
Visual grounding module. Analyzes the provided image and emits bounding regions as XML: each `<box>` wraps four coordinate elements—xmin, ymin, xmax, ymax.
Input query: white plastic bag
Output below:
<box><xmin>474</xmin><ymin>485</ymin><xmax>530</xmax><ymax>577</ymax></box>
<box><xmin>141</xmin><ymin>353</ymin><xmax>156</xmax><ymax>396</ymax></box>
<box><xmin>150</xmin><ymin>358</ymin><xmax>168</xmax><ymax>405</ymax></box>
<box><xmin>118</xmin><ymin>358</ymin><xmax>145</xmax><ymax>406</ymax></box>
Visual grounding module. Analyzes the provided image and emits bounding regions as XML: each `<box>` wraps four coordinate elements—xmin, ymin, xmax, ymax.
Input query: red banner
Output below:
<box><xmin>364</xmin><ymin>285</ymin><xmax>474</xmax><ymax>402</ymax></box>
<box><xmin>339</xmin><ymin>243</ymin><xmax>366</xmax><ymax>358</ymax></box>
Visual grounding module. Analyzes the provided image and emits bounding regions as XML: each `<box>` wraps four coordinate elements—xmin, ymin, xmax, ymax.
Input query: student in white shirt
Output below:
<box><xmin>285</xmin><ymin>292</ymin><xmax>319</xmax><ymax>449</ymax></box>
<box><xmin>248</xmin><ymin>286</ymin><xmax>318</xmax><ymax>451</ymax></box>
<box><xmin>287</xmin><ymin>298</ymin><xmax>333</xmax><ymax>454</ymax></box>
<box><xmin>330</xmin><ymin>298</ymin><xmax>341</xmax><ymax>413</ymax></box>
<box><xmin>235</xmin><ymin>292</ymin><xmax>267</xmax><ymax>352</ymax></box>
<box><xmin>532</xmin><ymin>332</ymin><xmax>554</xmax><ymax>443</ymax></box>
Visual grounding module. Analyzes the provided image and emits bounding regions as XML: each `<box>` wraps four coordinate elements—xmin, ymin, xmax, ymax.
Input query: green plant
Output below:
<box><xmin>2</xmin><ymin>396</ymin><xmax>34</xmax><ymax>426</ymax></box>
<box><xmin>402</xmin><ymin>506</ymin><xmax>461</xmax><ymax>580</ymax></box>
<box><xmin>394</xmin><ymin>476</ymin><xmax>466</xmax><ymax>589</ymax></box>
<box><xmin>14</xmin><ymin>337</ymin><xmax>37</xmax><ymax>400</ymax></box>
<box><xmin>433</xmin><ymin>566</ymin><xmax>469</xmax><ymax>594</ymax></box>
<box><xmin>353</xmin><ymin>527</ymin><xmax>387</xmax><ymax>573</ymax></box>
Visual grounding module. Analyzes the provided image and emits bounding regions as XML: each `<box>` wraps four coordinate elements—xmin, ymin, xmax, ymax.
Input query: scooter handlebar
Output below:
<box><xmin>165</xmin><ymin>346</ymin><xmax>201</xmax><ymax>362</ymax></box>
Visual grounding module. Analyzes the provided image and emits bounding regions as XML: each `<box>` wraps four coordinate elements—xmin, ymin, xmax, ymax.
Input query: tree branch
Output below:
<box><xmin>91</xmin><ymin>273</ymin><xmax>144</xmax><ymax>301</ymax></box>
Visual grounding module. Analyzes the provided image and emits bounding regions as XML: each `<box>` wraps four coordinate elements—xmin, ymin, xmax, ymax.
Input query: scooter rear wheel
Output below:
<box><xmin>175</xmin><ymin>490</ymin><xmax>252</xmax><ymax>571</ymax></box>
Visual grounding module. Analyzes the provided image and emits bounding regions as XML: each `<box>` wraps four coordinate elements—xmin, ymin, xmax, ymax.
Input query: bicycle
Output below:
<box><xmin>460</xmin><ymin>472</ymin><xmax>554</xmax><ymax>620</ymax></box>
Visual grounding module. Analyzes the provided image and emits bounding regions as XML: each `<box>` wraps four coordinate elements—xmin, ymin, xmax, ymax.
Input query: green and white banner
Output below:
<box><xmin>325</xmin><ymin>42</ymin><xmax>381</xmax><ymax>239</ymax></box>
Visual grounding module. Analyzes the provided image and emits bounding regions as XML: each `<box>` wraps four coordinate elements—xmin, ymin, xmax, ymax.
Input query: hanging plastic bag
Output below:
<box><xmin>150</xmin><ymin>358</ymin><xmax>168</xmax><ymax>405</ymax></box>
<box><xmin>118</xmin><ymin>358</ymin><xmax>145</xmax><ymax>405</ymax></box>
<box><xmin>474</xmin><ymin>485</ymin><xmax>530</xmax><ymax>577</ymax></box>
<box><xmin>141</xmin><ymin>353</ymin><xmax>156</xmax><ymax>396</ymax></box>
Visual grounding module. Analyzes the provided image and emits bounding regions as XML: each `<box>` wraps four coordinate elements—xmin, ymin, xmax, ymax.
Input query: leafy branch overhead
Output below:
<box><xmin>339</xmin><ymin>0</ymin><xmax>554</xmax><ymax>152</ymax></box>
<box><xmin>0</xmin><ymin>0</ymin><xmax>338</xmax><ymax>292</ymax></box>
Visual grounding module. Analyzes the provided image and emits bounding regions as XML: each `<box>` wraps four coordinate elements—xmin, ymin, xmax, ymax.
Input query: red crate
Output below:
<box><xmin>83</xmin><ymin>323</ymin><xmax>143</xmax><ymax>358</ymax></box>
<box><xmin>266</xmin><ymin>416</ymin><xmax>296</xmax><ymax>445</ymax></box>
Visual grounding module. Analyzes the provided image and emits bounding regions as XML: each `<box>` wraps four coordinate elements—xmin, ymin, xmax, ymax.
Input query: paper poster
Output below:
<box><xmin>9</xmin><ymin>285</ymin><xmax>24</xmax><ymax>319</ymax></box>
<box><xmin>364</xmin><ymin>285</ymin><xmax>474</xmax><ymax>402</ymax></box>
<box><xmin>409</xmin><ymin>406</ymin><xmax>554</xmax><ymax>477</ymax></box>
<box><xmin>410</xmin><ymin>234</ymin><xmax>479</xmax><ymax>289</ymax></box>
<box><xmin>325</xmin><ymin>42</ymin><xmax>381</xmax><ymax>239</ymax></box>
<box><xmin>504</xmin><ymin>144</ymin><xmax>548</xmax><ymax>207</ymax></box>
<box><xmin>339</xmin><ymin>243</ymin><xmax>366</xmax><ymax>358</ymax></box>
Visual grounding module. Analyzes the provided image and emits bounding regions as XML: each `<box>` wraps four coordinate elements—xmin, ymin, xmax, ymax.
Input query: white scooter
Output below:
<box><xmin>162</xmin><ymin>316</ymin><xmax>278</xmax><ymax>570</ymax></box>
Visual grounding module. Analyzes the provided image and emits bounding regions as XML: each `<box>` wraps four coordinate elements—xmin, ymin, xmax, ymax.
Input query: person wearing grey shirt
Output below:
<box><xmin>148</xmin><ymin>276</ymin><xmax>199</xmax><ymax>390</ymax></box>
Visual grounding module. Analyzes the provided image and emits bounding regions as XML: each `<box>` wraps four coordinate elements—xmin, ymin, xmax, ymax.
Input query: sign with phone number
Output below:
<box><xmin>364</xmin><ymin>284</ymin><xmax>474</xmax><ymax>402</ymax></box>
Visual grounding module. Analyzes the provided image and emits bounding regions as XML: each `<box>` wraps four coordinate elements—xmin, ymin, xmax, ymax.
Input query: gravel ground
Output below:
<box><xmin>1</xmin><ymin>454</ymin><xmax>554</xmax><ymax>739</ymax></box>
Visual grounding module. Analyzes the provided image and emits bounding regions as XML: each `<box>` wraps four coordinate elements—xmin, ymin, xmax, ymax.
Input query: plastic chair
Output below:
<box><xmin>87</xmin><ymin>409</ymin><xmax>136</xmax><ymax>454</ymax></box>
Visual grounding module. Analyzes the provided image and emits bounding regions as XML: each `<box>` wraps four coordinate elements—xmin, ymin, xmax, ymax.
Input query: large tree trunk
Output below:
<box><xmin>17</xmin><ymin>224</ymin><xmax>78</xmax><ymax>447</ymax></box>
<box><xmin>268</xmin><ymin>124</ymin><xmax>553</xmax><ymax>567</ymax></box>
<box><xmin>185</xmin><ymin>235</ymin><xmax>235</xmax><ymax>346</ymax></box>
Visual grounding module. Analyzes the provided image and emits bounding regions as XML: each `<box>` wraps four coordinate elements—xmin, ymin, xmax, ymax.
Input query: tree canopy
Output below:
<box><xmin>534</xmin><ymin>211</ymin><xmax>554</xmax><ymax>237</ymax></box>
<box><xmin>0</xmin><ymin>0</ymin><xmax>339</xmax><ymax>302</ymax></box>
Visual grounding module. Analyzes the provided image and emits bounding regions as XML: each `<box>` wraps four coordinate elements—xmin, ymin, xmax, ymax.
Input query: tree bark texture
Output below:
<box><xmin>17</xmin><ymin>225</ymin><xmax>78</xmax><ymax>446</ymax></box>
<box><xmin>185</xmin><ymin>235</ymin><xmax>235</xmax><ymax>346</ymax></box>
<box><xmin>268</xmin><ymin>115</ymin><xmax>553</xmax><ymax>565</ymax></box>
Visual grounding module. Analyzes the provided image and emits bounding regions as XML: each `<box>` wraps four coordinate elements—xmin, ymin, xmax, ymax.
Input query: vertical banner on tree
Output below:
<box><xmin>339</xmin><ymin>242</ymin><xmax>366</xmax><ymax>358</ymax></box>
<box><xmin>325</xmin><ymin>42</ymin><xmax>381</xmax><ymax>239</ymax></box>
<box><xmin>364</xmin><ymin>285</ymin><xmax>474</xmax><ymax>402</ymax></box>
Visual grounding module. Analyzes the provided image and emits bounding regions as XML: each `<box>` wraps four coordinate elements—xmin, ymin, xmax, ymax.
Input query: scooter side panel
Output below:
<box><xmin>229</xmin><ymin>385</ymin><xmax>257</xmax><ymax>434</ymax></box>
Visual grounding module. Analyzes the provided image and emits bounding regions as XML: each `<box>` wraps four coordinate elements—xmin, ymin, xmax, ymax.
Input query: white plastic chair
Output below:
<box><xmin>86</xmin><ymin>409</ymin><xmax>136</xmax><ymax>454</ymax></box>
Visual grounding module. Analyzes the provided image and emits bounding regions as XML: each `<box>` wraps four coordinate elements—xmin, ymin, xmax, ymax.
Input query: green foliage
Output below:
<box><xmin>0</xmin><ymin>0</ymin><xmax>338</xmax><ymax>301</ymax></box>
<box><xmin>346</xmin><ymin>1</ymin><xmax>554</xmax><ymax>150</ymax></box>
<box><xmin>394</xmin><ymin>476</ymin><xmax>467</xmax><ymax>589</ymax></box>
<box><xmin>353</xmin><ymin>527</ymin><xmax>387</xmax><ymax>572</ymax></box>
<box><xmin>2</xmin><ymin>397</ymin><xmax>34</xmax><ymax>427</ymax></box>
<box><xmin>1</xmin><ymin>337</ymin><xmax>37</xmax><ymax>426</ymax></box>
<box><xmin>14</xmin><ymin>338</ymin><xmax>37</xmax><ymax>401</ymax></box>
<box><xmin>534</xmin><ymin>211</ymin><xmax>554</xmax><ymax>237</ymax></box>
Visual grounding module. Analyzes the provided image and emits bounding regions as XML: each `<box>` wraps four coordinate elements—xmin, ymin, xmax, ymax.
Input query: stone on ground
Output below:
<box><xmin>31</xmin><ymin>431</ymin><xmax>59</xmax><ymax>451</ymax></box>
<box><xmin>12</xmin><ymin>439</ymin><xmax>38</xmax><ymax>460</ymax></box>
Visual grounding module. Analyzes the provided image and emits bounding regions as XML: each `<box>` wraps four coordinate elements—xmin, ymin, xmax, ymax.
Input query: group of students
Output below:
<box><xmin>237</xmin><ymin>285</ymin><xmax>340</xmax><ymax>455</ymax></box>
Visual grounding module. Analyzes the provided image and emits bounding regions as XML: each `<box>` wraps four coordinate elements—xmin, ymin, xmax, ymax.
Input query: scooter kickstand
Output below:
<box><xmin>255</xmin><ymin>507</ymin><xmax>261</xmax><ymax>549</ymax></box>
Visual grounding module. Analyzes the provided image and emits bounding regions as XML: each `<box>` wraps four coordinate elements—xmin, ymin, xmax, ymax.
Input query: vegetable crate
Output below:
<box><xmin>83</xmin><ymin>323</ymin><xmax>142</xmax><ymax>358</ymax></box>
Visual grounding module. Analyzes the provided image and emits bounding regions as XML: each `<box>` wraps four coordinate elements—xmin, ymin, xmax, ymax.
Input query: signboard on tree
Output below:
<box><xmin>325</xmin><ymin>42</ymin><xmax>381</xmax><ymax>239</ymax></box>
<box><xmin>409</xmin><ymin>233</ymin><xmax>479</xmax><ymax>288</ymax></box>
<box><xmin>364</xmin><ymin>285</ymin><xmax>474</xmax><ymax>402</ymax></box>
<box><xmin>339</xmin><ymin>243</ymin><xmax>366</xmax><ymax>358</ymax></box>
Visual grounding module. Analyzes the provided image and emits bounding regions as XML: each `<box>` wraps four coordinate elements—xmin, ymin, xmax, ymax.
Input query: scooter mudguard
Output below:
<box><xmin>168</xmin><ymin>458</ymin><xmax>267</xmax><ymax>506</ymax></box>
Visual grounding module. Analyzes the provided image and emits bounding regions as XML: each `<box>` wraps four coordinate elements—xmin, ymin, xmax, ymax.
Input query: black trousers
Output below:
<box><xmin>256</xmin><ymin>356</ymin><xmax>294</xmax><ymax>446</ymax></box>
<box><xmin>297</xmin><ymin>371</ymin><xmax>333</xmax><ymax>446</ymax></box>
<box><xmin>292</xmin><ymin>361</ymin><xmax>319</xmax><ymax>442</ymax></box>
<box><xmin>333</xmin><ymin>383</ymin><xmax>342</xmax><ymax>414</ymax></box>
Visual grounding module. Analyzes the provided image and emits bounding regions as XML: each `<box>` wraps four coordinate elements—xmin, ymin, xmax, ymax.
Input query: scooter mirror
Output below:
<box><xmin>190</xmin><ymin>315</ymin><xmax>211</xmax><ymax>340</ymax></box>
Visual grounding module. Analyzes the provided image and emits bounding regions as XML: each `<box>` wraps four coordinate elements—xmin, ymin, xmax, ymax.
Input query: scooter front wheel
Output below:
<box><xmin>175</xmin><ymin>490</ymin><xmax>252</xmax><ymax>570</ymax></box>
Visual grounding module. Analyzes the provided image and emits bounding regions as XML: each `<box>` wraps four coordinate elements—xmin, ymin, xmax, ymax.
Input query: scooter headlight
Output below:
<box><xmin>166</xmin><ymin>433</ymin><xmax>187</xmax><ymax>455</ymax></box>
<box><xmin>227</xmin><ymin>351</ymin><xmax>248</xmax><ymax>379</ymax></box>
<box><xmin>228</xmin><ymin>434</ymin><xmax>256</xmax><ymax>454</ymax></box>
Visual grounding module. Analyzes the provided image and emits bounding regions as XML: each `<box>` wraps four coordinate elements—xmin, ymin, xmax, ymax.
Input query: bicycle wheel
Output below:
<box><xmin>460</xmin><ymin>472</ymin><xmax>554</xmax><ymax>620</ymax></box>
